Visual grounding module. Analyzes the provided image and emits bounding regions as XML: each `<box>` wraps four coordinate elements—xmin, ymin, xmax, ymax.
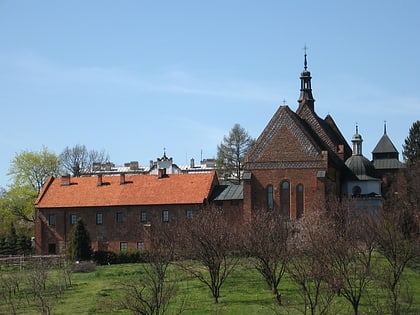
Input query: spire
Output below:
<box><xmin>297</xmin><ymin>46</ymin><xmax>315</xmax><ymax>112</ymax></box>
<box><xmin>384</xmin><ymin>120</ymin><xmax>387</xmax><ymax>135</ymax></box>
<box><xmin>351</xmin><ymin>124</ymin><xmax>363</xmax><ymax>156</ymax></box>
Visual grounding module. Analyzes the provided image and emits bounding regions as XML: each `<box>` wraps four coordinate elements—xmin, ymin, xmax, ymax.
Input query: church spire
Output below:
<box><xmin>351</xmin><ymin>124</ymin><xmax>363</xmax><ymax>156</ymax></box>
<box><xmin>298</xmin><ymin>47</ymin><xmax>315</xmax><ymax>112</ymax></box>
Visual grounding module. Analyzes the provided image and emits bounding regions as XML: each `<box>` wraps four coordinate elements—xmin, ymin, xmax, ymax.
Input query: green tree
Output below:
<box><xmin>8</xmin><ymin>146</ymin><xmax>61</xmax><ymax>193</ymax></box>
<box><xmin>216</xmin><ymin>123</ymin><xmax>255</xmax><ymax>183</ymax></box>
<box><xmin>402</xmin><ymin>120</ymin><xmax>420</xmax><ymax>165</ymax></box>
<box><xmin>1</xmin><ymin>185</ymin><xmax>38</xmax><ymax>223</ymax></box>
<box><xmin>67</xmin><ymin>219</ymin><xmax>92</xmax><ymax>261</ymax></box>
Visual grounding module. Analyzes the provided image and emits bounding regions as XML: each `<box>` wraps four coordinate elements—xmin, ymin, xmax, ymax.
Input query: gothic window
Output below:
<box><xmin>280</xmin><ymin>180</ymin><xmax>290</xmax><ymax>218</ymax></box>
<box><xmin>267</xmin><ymin>184</ymin><xmax>274</xmax><ymax>210</ymax></box>
<box><xmin>296</xmin><ymin>184</ymin><xmax>304</xmax><ymax>219</ymax></box>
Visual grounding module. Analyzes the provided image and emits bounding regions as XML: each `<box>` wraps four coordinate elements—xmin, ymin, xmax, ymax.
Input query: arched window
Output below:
<box><xmin>296</xmin><ymin>184</ymin><xmax>304</xmax><ymax>219</ymax></box>
<box><xmin>267</xmin><ymin>185</ymin><xmax>274</xmax><ymax>210</ymax></box>
<box><xmin>280</xmin><ymin>180</ymin><xmax>290</xmax><ymax>218</ymax></box>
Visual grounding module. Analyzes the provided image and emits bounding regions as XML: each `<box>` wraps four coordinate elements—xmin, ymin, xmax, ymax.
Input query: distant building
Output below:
<box><xmin>87</xmin><ymin>152</ymin><xmax>215</xmax><ymax>176</ymax></box>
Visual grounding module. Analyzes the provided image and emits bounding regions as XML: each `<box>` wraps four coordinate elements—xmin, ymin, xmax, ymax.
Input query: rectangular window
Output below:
<box><xmin>120</xmin><ymin>242</ymin><xmax>128</xmax><ymax>251</ymax></box>
<box><xmin>140</xmin><ymin>211</ymin><xmax>148</xmax><ymax>223</ymax></box>
<box><xmin>96</xmin><ymin>213</ymin><xmax>103</xmax><ymax>225</ymax></box>
<box><xmin>162</xmin><ymin>210</ymin><xmax>169</xmax><ymax>222</ymax></box>
<box><xmin>70</xmin><ymin>214</ymin><xmax>77</xmax><ymax>225</ymax></box>
<box><xmin>116</xmin><ymin>212</ymin><xmax>123</xmax><ymax>223</ymax></box>
<box><xmin>137</xmin><ymin>242</ymin><xmax>145</xmax><ymax>250</ymax></box>
<box><xmin>48</xmin><ymin>243</ymin><xmax>56</xmax><ymax>254</ymax></box>
<box><xmin>48</xmin><ymin>214</ymin><xmax>56</xmax><ymax>226</ymax></box>
<box><xmin>186</xmin><ymin>209</ymin><xmax>193</xmax><ymax>219</ymax></box>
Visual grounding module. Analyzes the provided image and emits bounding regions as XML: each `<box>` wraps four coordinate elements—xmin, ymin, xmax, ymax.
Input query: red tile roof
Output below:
<box><xmin>35</xmin><ymin>172</ymin><xmax>217</xmax><ymax>208</ymax></box>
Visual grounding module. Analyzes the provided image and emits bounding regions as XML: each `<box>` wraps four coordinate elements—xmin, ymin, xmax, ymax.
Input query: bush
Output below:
<box><xmin>93</xmin><ymin>249</ymin><xmax>147</xmax><ymax>265</ymax></box>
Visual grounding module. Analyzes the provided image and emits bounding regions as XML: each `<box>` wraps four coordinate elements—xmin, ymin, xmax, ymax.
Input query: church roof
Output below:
<box><xmin>372</xmin><ymin>133</ymin><xmax>399</xmax><ymax>154</ymax></box>
<box><xmin>373</xmin><ymin>158</ymin><xmax>404</xmax><ymax>170</ymax></box>
<box><xmin>35</xmin><ymin>172</ymin><xmax>217</xmax><ymax>208</ymax></box>
<box><xmin>345</xmin><ymin>155</ymin><xmax>379</xmax><ymax>181</ymax></box>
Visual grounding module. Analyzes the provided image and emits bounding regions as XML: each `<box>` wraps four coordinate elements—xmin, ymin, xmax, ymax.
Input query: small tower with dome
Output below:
<box><xmin>343</xmin><ymin>125</ymin><xmax>382</xmax><ymax>211</ymax></box>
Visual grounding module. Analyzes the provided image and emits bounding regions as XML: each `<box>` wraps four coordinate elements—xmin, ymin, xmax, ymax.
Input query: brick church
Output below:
<box><xmin>34</xmin><ymin>55</ymin><xmax>401</xmax><ymax>255</ymax></box>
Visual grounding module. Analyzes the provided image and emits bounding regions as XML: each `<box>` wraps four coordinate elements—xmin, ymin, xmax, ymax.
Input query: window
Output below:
<box><xmin>48</xmin><ymin>243</ymin><xmax>56</xmax><ymax>254</ymax></box>
<box><xmin>48</xmin><ymin>214</ymin><xmax>56</xmax><ymax>226</ymax></box>
<box><xmin>70</xmin><ymin>214</ymin><xmax>77</xmax><ymax>225</ymax></box>
<box><xmin>280</xmin><ymin>181</ymin><xmax>290</xmax><ymax>218</ymax></box>
<box><xmin>137</xmin><ymin>242</ymin><xmax>145</xmax><ymax>250</ymax></box>
<box><xmin>116</xmin><ymin>212</ymin><xmax>123</xmax><ymax>223</ymax></box>
<box><xmin>96</xmin><ymin>213</ymin><xmax>103</xmax><ymax>225</ymax></box>
<box><xmin>296</xmin><ymin>184</ymin><xmax>304</xmax><ymax>219</ymax></box>
<box><xmin>162</xmin><ymin>210</ymin><xmax>169</xmax><ymax>222</ymax></box>
<box><xmin>140</xmin><ymin>211</ymin><xmax>149</xmax><ymax>223</ymax></box>
<box><xmin>267</xmin><ymin>185</ymin><xmax>274</xmax><ymax>209</ymax></box>
<box><xmin>186</xmin><ymin>210</ymin><xmax>193</xmax><ymax>219</ymax></box>
<box><xmin>120</xmin><ymin>242</ymin><xmax>128</xmax><ymax>251</ymax></box>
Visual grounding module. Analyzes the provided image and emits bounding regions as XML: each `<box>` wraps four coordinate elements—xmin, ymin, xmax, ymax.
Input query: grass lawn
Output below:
<box><xmin>2</xmin><ymin>259</ymin><xmax>420</xmax><ymax>314</ymax></box>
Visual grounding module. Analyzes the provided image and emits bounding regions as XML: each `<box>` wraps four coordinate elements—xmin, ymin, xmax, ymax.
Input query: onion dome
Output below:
<box><xmin>345</xmin><ymin>125</ymin><xmax>378</xmax><ymax>180</ymax></box>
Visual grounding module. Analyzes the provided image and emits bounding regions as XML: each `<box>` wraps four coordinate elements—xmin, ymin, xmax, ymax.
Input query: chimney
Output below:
<box><xmin>130</xmin><ymin>161</ymin><xmax>139</xmax><ymax>170</ymax></box>
<box><xmin>120</xmin><ymin>173</ymin><xmax>126</xmax><ymax>185</ymax></box>
<box><xmin>61</xmin><ymin>174</ymin><xmax>71</xmax><ymax>186</ymax></box>
<box><xmin>97</xmin><ymin>174</ymin><xmax>103</xmax><ymax>186</ymax></box>
<box><xmin>190</xmin><ymin>158</ymin><xmax>195</xmax><ymax>168</ymax></box>
<box><xmin>158</xmin><ymin>168</ymin><xmax>166</xmax><ymax>179</ymax></box>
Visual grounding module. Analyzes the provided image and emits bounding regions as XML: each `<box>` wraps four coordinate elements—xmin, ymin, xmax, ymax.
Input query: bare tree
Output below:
<box><xmin>0</xmin><ymin>273</ymin><xmax>22</xmax><ymax>315</ymax></box>
<box><xmin>324</xmin><ymin>199</ymin><xmax>379</xmax><ymax>315</ymax></box>
<box><xmin>243</xmin><ymin>209</ymin><xmax>290</xmax><ymax>305</ymax></box>
<box><xmin>374</xmin><ymin>208</ymin><xmax>419</xmax><ymax>314</ymax></box>
<box><xmin>60</xmin><ymin>144</ymin><xmax>109</xmax><ymax>176</ymax></box>
<box><xmin>26</xmin><ymin>260</ymin><xmax>53</xmax><ymax>315</ymax></box>
<box><xmin>177</xmin><ymin>206</ymin><xmax>240</xmax><ymax>304</ymax></box>
<box><xmin>120</xmin><ymin>223</ymin><xmax>181</xmax><ymax>315</ymax></box>
<box><xmin>287</xmin><ymin>210</ymin><xmax>336</xmax><ymax>315</ymax></box>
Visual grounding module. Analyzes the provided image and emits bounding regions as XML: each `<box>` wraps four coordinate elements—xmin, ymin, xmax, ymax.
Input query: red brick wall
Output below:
<box><xmin>245</xmin><ymin>168</ymin><xmax>327</xmax><ymax>218</ymax></box>
<box><xmin>35</xmin><ymin>204</ymin><xmax>203</xmax><ymax>255</ymax></box>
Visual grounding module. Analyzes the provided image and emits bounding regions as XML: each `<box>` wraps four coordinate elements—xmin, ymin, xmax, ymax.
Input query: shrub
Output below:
<box><xmin>93</xmin><ymin>249</ymin><xmax>148</xmax><ymax>265</ymax></box>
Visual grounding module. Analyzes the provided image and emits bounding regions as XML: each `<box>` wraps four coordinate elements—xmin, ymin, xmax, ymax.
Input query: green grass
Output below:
<box><xmin>2</xmin><ymin>259</ymin><xmax>420</xmax><ymax>314</ymax></box>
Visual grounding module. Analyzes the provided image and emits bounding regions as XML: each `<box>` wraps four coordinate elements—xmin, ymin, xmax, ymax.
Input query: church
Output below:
<box><xmin>34</xmin><ymin>55</ymin><xmax>402</xmax><ymax>255</ymax></box>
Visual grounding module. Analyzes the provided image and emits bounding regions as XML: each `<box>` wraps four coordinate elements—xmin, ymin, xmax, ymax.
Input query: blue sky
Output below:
<box><xmin>1</xmin><ymin>1</ymin><xmax>419</xmax><ymax>188</ymax></box>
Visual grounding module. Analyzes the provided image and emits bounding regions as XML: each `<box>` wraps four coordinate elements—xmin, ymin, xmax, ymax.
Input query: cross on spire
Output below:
<box><xmin>303</xmin><ymin>44</ymin><xmax>308</xmax><ymax>70</ymax></box>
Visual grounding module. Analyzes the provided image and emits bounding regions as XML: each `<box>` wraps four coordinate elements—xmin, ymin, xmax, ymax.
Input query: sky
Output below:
<box><xmin>1</xmin><ymin>1</ymin><xmax>419</xmax><ymax>188</ymax></box>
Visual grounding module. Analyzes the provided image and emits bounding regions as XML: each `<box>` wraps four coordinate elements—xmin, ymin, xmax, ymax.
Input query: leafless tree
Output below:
<box><xmin>324</xmin><ymin>198</ymin><xmax>379</xmax><ymax>315</ymax></box>
<box><xmin>60</xmin><ymin>144</ymin><xmax>109</xmax><ymax>176</ymax></box>
<box><xmin>26</xmin><ymin>260</ymin><xmax>53</xmax><ymax>315</ymax></box>
<box><xmin>243</xmin><ymin>209</ymin><xmax>291</xmax><ymax>305</ymax></box>
<box><xmin>0</xmin><ymin>272</ymin><xmax>22</xmax><ymax>315</ymax></box>
<box><xmin>120</xmin><ymin>223</ymin><xmax>181</xmax><ymax>315</ymax></box>
<box><xmin>287</xmin><ymin>210</ymin><xmax>336</xmax><ymax>315</ymax></box>
<box><xmin>177</xmin><ymin>206</ymin><xmax>240</xmax><ymax>304</ymax></box>
<box><xmin>374</xmin><ymin>208</ymin><xmax>419</xmax><ymax>314</ymax></box>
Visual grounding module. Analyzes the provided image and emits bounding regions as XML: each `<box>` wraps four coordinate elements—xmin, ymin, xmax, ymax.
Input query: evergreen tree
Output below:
<box><xmin>67</xmin><ymin>219</ymin><xmax>92</xmax><ymax>261</ymax></box>
<box><xmin>216</xmin><ymin>123</ymin><xmax>255</xmax><ymax>183</ymax></box>
<box><xmin>402</xmin><ymin>120</ymin><xmax>420</xmax><ymax>165</ymax></box>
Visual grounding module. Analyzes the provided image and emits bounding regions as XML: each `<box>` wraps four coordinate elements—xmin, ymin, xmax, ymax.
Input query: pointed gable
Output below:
<box><xmin>246</xmin><ymin>106</ymin><xmax>324</xmax><ymax>164</ymax></box>
<box><xmin>297</xmin><ymin>104</ymin><xmax>351</xmax><ymax>160</ymax></box>
<box><xmin>35</xmin><ymin>172</ymin><xmax>217</xmax><ymax>208</ymax></box>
